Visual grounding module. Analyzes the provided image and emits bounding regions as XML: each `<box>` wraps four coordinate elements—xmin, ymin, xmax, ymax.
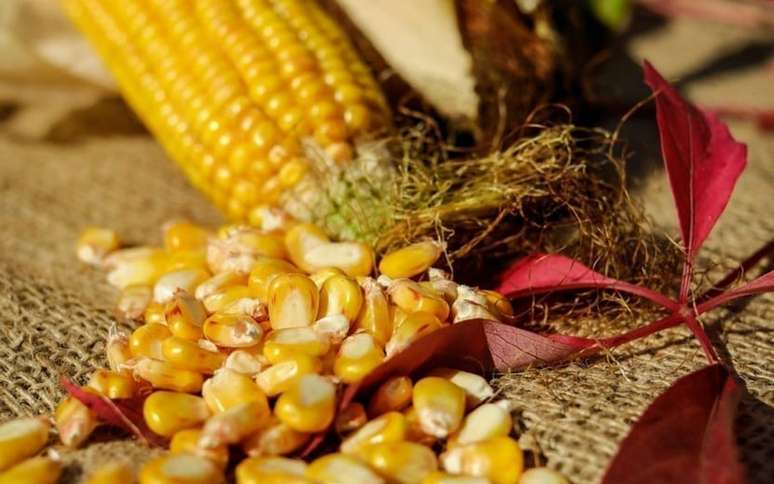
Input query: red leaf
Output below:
<box><xmin>497</xmin><ymin>254</ymin><xmax>679</xmax><ymax>310</ymax></box>
<box><xmin>698</xmin><ymin>270</ymin><xmax>774</xmax><ymax>313</ymax></box>
<box><xmin>60</xmin><ymin>377</ymin><xmax>166</xmax><ymax>447</ymax></box>
<box><xmin>602</xmin><ymin>363</ymin><xmax>746</xmax><ymax>484</ymax></box>
<box><xmin>643</xmin><ymin>61</ymin><xmax>747</xmax><ymax>260</ymax></box>
<box><xmin>300</xmin><ymin>320</ymin><xmax>588</xmax><ymax>456</ymax></box>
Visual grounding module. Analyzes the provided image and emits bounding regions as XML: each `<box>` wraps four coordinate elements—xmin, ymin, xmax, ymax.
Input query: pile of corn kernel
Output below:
<box><xmin>0</xmin><ymin>207</ymin><xmax>569</xmax><ymax>484</ymax></box>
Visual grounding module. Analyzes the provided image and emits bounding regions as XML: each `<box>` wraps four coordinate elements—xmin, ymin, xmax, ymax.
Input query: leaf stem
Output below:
<box><xmin>681</xmin><ymin>311</ymin><xmax>720</xmax><ymax>363</ymax></box>
<box><xmin>698</xmin><ymin>237</ymin><xmax>774</xmax><ymax>303</ymax></box>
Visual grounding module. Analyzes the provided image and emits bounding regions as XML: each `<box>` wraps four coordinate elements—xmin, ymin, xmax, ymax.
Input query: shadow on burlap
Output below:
<box><xmin>0</xmin><ymin>17</ymin><xmax>773</xmax><ymax>484</ymax></box>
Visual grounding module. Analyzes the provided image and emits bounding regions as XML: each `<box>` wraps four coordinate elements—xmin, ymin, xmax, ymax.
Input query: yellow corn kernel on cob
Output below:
<box><xmin>87</xmin><ymin>462</ymin><xmax>135</xmax><ymax>484</ymax></box>
<box><xmin>139</xmin><ymin>453</ymin><xmax>223</xmax><ymax>484</ymax></box>
<box><xmin>143</xmin><ymin>391</ymin><xmax>211</xmax><ymax>437</ymax></box>
<box><xmin>0</xmin><ymin>456</ymin><xmax>62</xmax><ymax>484</ymax></box>
<box><xmin>0</xmin><ymin>417</ymin><xmax>50</xmax><ymax>471</ymax></box>
<box><xmin>61</xmin><ymin>0</ymin><xmax>389</xmax><ymax>223</ymax></box>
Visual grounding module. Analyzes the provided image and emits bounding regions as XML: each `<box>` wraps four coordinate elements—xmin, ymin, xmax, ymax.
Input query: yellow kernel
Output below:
<box><xmin>388</xmin><ymin>279</ymin><xmax>450</xmax><ymax>321</ymax></box>
<box><xmin>118</xmin><ymin>285</ymin><xmax>153</xmax><ymax>320</ymax></box>
<box><xmin>357</xmin><ymin>441</ymin><xmax>438</xmax><ymax>484</ymax></box>
<box><xmin>368</xmin><ymin>376</ymin><xmax>413</xmax><ymax>417</ymax></box>
<box><xmin>163</xmin><ymin>222</ymin><xmax>209</xmax><ymax>252</ymax></box>
<box><xmin>254</xmin><ymin>354</ymin><xmax>321</xmax><ymax>397</ymax></box>
<box><xmin>519</xmin><ymin>468</ymin><xmax>570</xmax><ymax>484</ymax></box>
<box><xmin>76</xmin><ymin>227</ymin><xmax>120</xmax><ymax>265</ymax></box>
<box><xmin>427</xmin><ymin>367</ymin><xmax>495</xmax><ymax>409</ymax></box>
<box><xmin>385</xmin><ymin>311</ymin><xmax>443</xmax><ymax>357</ymax></box>
<box><xmin>354</xmin><ymin>278</ymin><xmax>392</xmax><ymax>346</ymax></box>
<box><xmin>204</xmin><ymin>313</ymin><xmax>264</xmax><ymax>348</ymax></box>
<box><xmin>449</xmin><ymin>403</ymin><xmax>512</xmax><ymax>447</ymax></box>
<box><xmin>202</xmin><ymin>368</ymin><xmax>269</xmax><ymax>414</ymax></box>
<box><xmin>87</xmin><ymin>369</ymin><xmax>138</xmax><ymax>399</ymax></box>
<box><xmin>267</xmin><ymin>274</ymin><xmax>320</xmax><ymax>330</ymax></box>
<box><xmin>130</xmin><ymin>323</ymin><xmax>172</xmax><ymax>360</ymax></box>
<box><xmin>333</xmin><ymin>333</ymin><xmax>384</xmax><ymax>383</ymax></box>
<box><xmin>139</xmin><ymin>453</ymin><xmax>223</xmax><ymax>484</ymax></box>
<box><xmin>302</xmin><ymin>242</ymin><xmax>374</xmax><ymax>277</ymax></box>
<box><xmin>439</xmin><ymin>436</ymin><xmax>523</xmax><ymax>484</ymax></box>
<box><xmin>334</xmin><ymin>402</ymin><xmax>368</xmax><ymax>435</ymax></box>
<box><xmin>306</xmin><ymin>453</ymin><xmax>384</xmax><ymax>484</ymax></box>
<box><xmin>274</xmin><ymin>374</ymin><xmax>336</xmax><ymax>433</ymax></box>
<box><xmin>0</xmin><ymin>457</ymin><xmax>61</xmax><ymax>484</ymax></box>
<box><xmin>247</xmin><ymin>257</ymin><xmax>303</xmax><ymax>302</ymax></box>
<box><xmin>340</xmin><ymin>411</ymin><xmax>406</xmax><ymax>455</ymax></box>
<box><xmin>87</xmin><ymin>462</ymin><xmax>134</xmax><ymax>484</ymax></box>
<box><xmin>199</xmin><ymin>401</ymin><xmax>272</xmax><ymax>449</ymax></box>
<box><xmin>412</xmin><ymin>377</ymin><xmax>466</xmax><ymax>438</ymax></box>
<box><xmin>235</xmin><ymin>456</ymin><xmax>311</xmax><ymax>484</ymax></box>
<box><xmin>242</xmin><ymin>419</ymin><xmax>311</xmax><ymax>457</ymax></box>
<box><xmin>263</xmin><ymin>327</ymin><xmax>330</xmax><ymax>364</ymax></box>
<box><xmin>379</xmin><ymin>241</ymin><xmax>443</xmax><ymax>279</ymax></box>
<box><xmin>133</xmin><ymin>358</ymin><xmax>204</xmax><ymax>393</ymax></box>
<box><xmin>55</xmin><ymin>397</ymin><xmax>96</xmax><ymax>448</ymax></box>
<box><xmin>318</xmin><ymin>275</ymin><xmax>363</xmax><ymax>322</ymax></box>
<box><xmin>143</xmin><ymin>391</ymin><xmax>210</xmax><ymax>437</ymax></box>
<box><xmin>170</xmin><ymin>428</ymin><xmax>228</xmax><ymax>469</ymax></box>
<box><xmin>162</xmin><ymin>337</ymin><xmax>225</xmax><ymax>374</ymax></box>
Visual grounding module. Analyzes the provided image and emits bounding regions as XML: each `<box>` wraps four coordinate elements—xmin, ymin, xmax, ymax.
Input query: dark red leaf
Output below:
<box><xmin>300</xmin><ymin>319</ymin><xmax>588</xmax><ymax>456</ymax></box>
<box><xmin>497</xmin><ymin>254</ymin><xmax>679</xmax><ymax>310</ymax></box>
<box><xmin>60</xmin><ymin>377</ymin><xmax>166</xmax><ymax>447</ymax></box>
<box><xmin>643</xmin><ymin>61</ymin><xmax>747</xmax><ymax>260</ymax></box>
<box><xmin>602</xmin><ymin>363</ymin><xmax>745</xmax><ymax>484</ymax></box>
<box><xmin>698</xmin><ymin>270</ymin><xmax>774</xmax><ymax>314</ymax></box>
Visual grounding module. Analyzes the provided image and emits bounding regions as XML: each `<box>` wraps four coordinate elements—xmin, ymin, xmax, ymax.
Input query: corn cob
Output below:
<box><xmin>60</xmin><ymin>0</ymin><xmax>389</xmax><ymax>223</ymax></box>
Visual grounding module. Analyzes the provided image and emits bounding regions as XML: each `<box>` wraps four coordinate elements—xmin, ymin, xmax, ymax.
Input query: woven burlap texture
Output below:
<box><xmin>1</xmin><ymin>18</ymin><xmax>772</xmax><ymax>484</ymax></box>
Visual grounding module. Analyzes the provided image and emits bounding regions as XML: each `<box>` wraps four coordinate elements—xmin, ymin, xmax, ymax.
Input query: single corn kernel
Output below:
<box><xmin>224</xmin><ymin>350</ymin><xmax>264</xmax><ymax>376</ymax></box>
<box><xmin>199</xmin><ymin>400</ymin><xmax>272</xmax><ymax>448</ymax></box>
<box><xmin>335</xmin><ymin>402</ymin><xmax>368</xmax><ymax>435</ymax></box>
<box><xmin>207</xmin><ymin>227</ymin><xmax>286</xmax><ymax>274</ymax></box>
<box><xmin>144</xmin><ymin>302</ymin><xmax>167</xmax><ymax>325</ymax></box>
<box><xmin>334</xmin><ymin>333</ymin><xmax>385</xmax><ymax>383</ymax></box>
<box><xmin>274</xmin><ymin>374</ymin><xmax>336</xmax><ymax>433</ymax></box>
<box><xmin>368</xmin><ymin>376</ymin><xmax>413</xmax><ymax>417</ymax></box>
<box><xmin>424</xmin><ymin>271</ymin><xmax>458</xmax><ymax>304</ymax></box>
<box><xmin>449</xmin><ymin>403</ymin><xmax>512</xmax><ymax>447</ymax></box>
<box><xmin>254</xmin><ymin>354</ymin><xmax>321</xmax><ymax>396</ymax></box>
<box><xmin>427</xmin><ymin>368</ymin><xmax>494</xmax><ymax>409</ymax></box>
<box><xmin>106</xmin><ymin>328</ymin><xmax>133</xmax><ymax>374</ymax></box>
<box><xmin>170</xmin><ymin>429</ymin><xmax>228</xmax><ymax>469</ymax></box>
<box><xmin>76</xmin><ymin>227</ymin><xmax>120</xmax><ymax>265</ymax></box>
<box><xmin>163</xmin><ymin>221</ymin><xmax>209</xmax><ymax>251</ymax></box>
<box><xmin>388</xmin><ymin>279</ymin><xmax>450</xmax><ymax>321</ymax></box>
<box><xmin>106</xmin><ymin>249</ymin><xmax>167</xmax><ymax>289</ymax></box>
<box><xmin>133</xmin><ymin>358</ymin><xmax>204</xmax><ymax>393</ymax></box>
<box><xmin>139</xmin><ymin>453</ymin><xmax>223</xmax><ymax>484</ymax></box>
<box><xmin>440</xmin><ymin>437</ymin><xmax>523</xmax><ymax>484</ymax></box>
<box><xmin>242</xmin><ymin>419</ymin><xmax>311</xmax><ymax>457</ymax></box>
<box><xmin>479</xmin><ymin>290</ymin><xmax>515</xmax><ymax>320</ymax></box>
<box><xmin>306</xmin><ymin>453</ymin><xmax>384</xmax><ymax>484</ymax></box>
<box><xmin>236</xmin><ymin>457</ymin><xmax>311</xmax><ymax>484</ymax></box>
<box><xmin>203</xmin><ymin>313</ymin><xmax>264</xmax><ymax>348</ymax></box>
<box><xmin>247</xmin><ymin>257</ymin><xmax>303</xmax><ymax>302</ymax></box>
<box><xmin>118</xmin><ymin>285</ymin><xmax>153</xmax><ymax>320</ymax></box>
<box><xmin>262</xmin><ymin>327</ymin><xmax>330</xmax><ymax>364</ymax></box>
<box><xmin>267</xmin><ymin>274</ymin><xmax>319</xmax><ymax>330</ymax></box>
<box><xmin>164</xmin><ymin>249</ymin><xmax>208</xmax><ymax>272</ymax></box>
<box><xmin>55</xmin><ymin>396</ymin><xmax>96</xmax><ymax>448</ymax></box>
<box><xmin>318</xmin><ymin>275</ymin><xmax>363</xmax><ymax>322</ymax></box>
<box><xmin>312</xmin><ymin>314</ymin><xmax>350</xmax><ymax>345</ymax></box>
<box><xmin>162</xmin><ymin>337</ymin><xmax>225</xmax><ymax>374</ymax></box>
<box><xmin>412</xmin><ymin>377</ymin><xmax>466</xmax><ymax>438</ymax></box>
<box><xmin>451</xmin><ymin>285</ymin><xmax>498</xmax><ymax>323</ymax></box>
<box><xmin>88</xmin><ymin>369</ymin><xmax>138</xmax><ymax>399</ymax></box>
<box><xmin>302</xmin><ymin>242</ymin><xmax>374</xmax><ymax>277</ymax></box>
<box><xmin>518</xmin><ymin>468</ymin><xmax>570</xmax><ymax>484</ymax></box>
<box><xmin>202</xmin><ymin>368</ymin><xmax>270</xmax><ymax>414</ymax></box>
<box><xmin>143</xmin><ymin>391</ymin><xmax>210</xmax><ymax>437</ymax></box>
<box><xmin>130</xmin><ymin>323</ymin><xmax>173</xmax><ymax>360</ymax></box>
<box><xmin>309</xmin><ymin>267</ymin><xmax>346</xmax><ymax>288</ymax></box>
<box><xmin>340</xmin><ymin>411</ymin><xmax>407</xmax><ymax>455</ymax></box>
<box><xmin>0</xmin><ymin>456</ymin><xmax>61</xmax><ymax>484</ymax></box>
<box><xmin>195</xmin><ymin>271</ymin><xmax>248</xmax><ymax>300</ymax></box>
<box><xmin>404</xmin><ymin>406</ymin><xmax>437</xmax><ymax>446</ymax></box>
<box><xmin>203</xmin><ymin>285</ymin><xmax>255</xmax><ymax>313</ymax></box>
<box><xmin>284</xmin><ymin>223</ymin><xmax>330</xmax><ymax>273</ymax></box>
<box><xmin>378</xmin><ymin>241</ymin><xmax>443</xmax><ymax>279</ymax></box>
<box><xmin>153</xmin><ymin>269</ymin><xmax>210</xmax><ymax>304</ymax></box>
<box><xmin>354</xmin><ymin>278</ymin><xmax>392</xmax><ymax>346</ymax></box>
<box><xmin>87</xmin><ymin>462</ymin><xmax>134</xmax><ymax>484</ymax></box>
<box><xmin>357</xmin><ymin>441</ymin><xmax>438</xmax><ymax>484</ymax></box>
<box><xmin>422</xmin><ymin>472</ymin><xmax>489</xmax><ymax>484</ymax></box>
<box><xmin>165</xmin><ymin>292</ymin><xmax>208</xmax><ymax>341</ymax></box>
<box><xmin>385</xmin><ymin>311</ymin><xmax>443</xmax><ymax>357</ymax></box>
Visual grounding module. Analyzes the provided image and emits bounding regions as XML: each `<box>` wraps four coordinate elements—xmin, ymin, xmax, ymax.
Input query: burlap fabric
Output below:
<box><xmin>0</xmin><ymin>15</ymin><xmax>772</xmax><ymax>484</ymax></box>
